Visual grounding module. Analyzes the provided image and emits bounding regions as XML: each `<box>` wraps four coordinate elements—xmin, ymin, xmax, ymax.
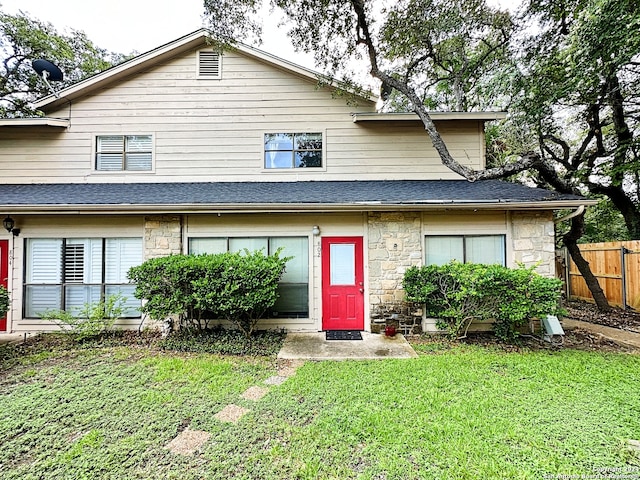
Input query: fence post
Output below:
<box><xmin>621</xmin><ymin>246</ymin><xmax>628</xmax><ymax>310</ymax></box>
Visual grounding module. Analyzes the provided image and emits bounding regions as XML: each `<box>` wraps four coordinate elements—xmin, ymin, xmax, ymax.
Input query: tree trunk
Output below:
<box><xmin>563</xmin><ymin>213</ymin><xmax>611</xmax><ymax>311</ymax></box>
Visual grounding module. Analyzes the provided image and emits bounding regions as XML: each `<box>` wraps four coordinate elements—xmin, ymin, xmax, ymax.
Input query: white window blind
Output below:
<box><xmin>189</xmin><ymin>238</ymin><xmax>228</xmax><ymax>254</ymax></box>
<box><xmin>125</xmin><ymin>136</ymin><xmax>153</xmax><ymax>171</ymax></box>
<box><xmin>105</xmin><ymin>238</ymin><xmax>142</xmax><ymax>283</ymax></box>
<box><xmin>25</xmin><ymin>239</ymin><xmax>63</xmax><ymax>317</ymax></box>
<box><xmin>466</xmin><ymin>236</ymin><xmax>506</xmax><ymax>265</ymax></box>
<box><xmin>425</xmin><ymin>235</ymin><xmax>506</xmax><ymax>266</ymax></box>
<box><xmin>229</xmin><ymin>237</ymin><xmax>268</xmax><ymax>254</ymax></box>
<box><xmin>96</xmin><ymin>135</ymin><xmax>152</xmax><ymax>171</ymax></box>
<box><xmin>26</xmin><ymin>239</ymin><xmax>62</xmax><ymax>283</ymax></box>
<box><xmin>25</xmin><ymin>238</ymin><xmax>143</xmax><ymax>318</ymax></box>
<box><xmin>96</xmin><ymin>136</ymin><xmax>125</xmax><ymax>171</ymax></box>
<box><xmin>425</xmin><ymin>236</ymin><xmax>464</xmax><ymax>266</ymax></box>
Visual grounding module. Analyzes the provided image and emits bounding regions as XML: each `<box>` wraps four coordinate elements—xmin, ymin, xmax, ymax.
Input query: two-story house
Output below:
<box><xmin>0</xmin><ymin>29</ymin><xmax>590</xmax><ymax>335</ymax></box>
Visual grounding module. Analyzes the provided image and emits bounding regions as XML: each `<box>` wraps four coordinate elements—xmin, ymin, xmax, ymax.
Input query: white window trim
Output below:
<box><xmin>91</xmin><ymin>134</ymin><xmax>156</xmax><ymax>174</ymax></box>
<box><xmin>261</xmin><ymin>130</ymin><xmax>327</xmax><ymax>173</ymax></box>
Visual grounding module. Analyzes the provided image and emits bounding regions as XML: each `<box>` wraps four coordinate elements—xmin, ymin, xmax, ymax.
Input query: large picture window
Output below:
<box><xmin>24</xmin><ymin>238</ymin><xmax>143</xmax><ymax>318</ymax></box>
<box><xmin>264</xmin><ymin>133</ymin><xmax>322</xmax><ymax>169</ymax></box>
<box><xmin>189</xmin><ymin>236</ymin><xmax>309</xmax><ymax>317</ymax></box>
<box><xmin>96</xmin><ymin>135</ymin><xmax>152</xmax><ymax>171</ymax></box>
<box><xmin>425</xmin><ymin>235</ymin><xmax>506</xmax><ymax>266</ymax></box>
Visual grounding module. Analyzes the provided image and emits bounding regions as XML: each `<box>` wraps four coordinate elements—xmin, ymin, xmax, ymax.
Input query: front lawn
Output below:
<box><xmin>1</xmin><ymin>335</ymin><xmax>639</xmax><ymax>479</ymax></box>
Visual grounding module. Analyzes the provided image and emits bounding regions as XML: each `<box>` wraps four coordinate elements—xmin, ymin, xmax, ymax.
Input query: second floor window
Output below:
<box><xmin>264</xmin><ymin>133</ymin><xmax>322</xmax><ymax>169</ymax></box>
<box><xmin>96</xmin><ymin>135</ymin><xmax>152</xmax><ymax>171</ymax></box>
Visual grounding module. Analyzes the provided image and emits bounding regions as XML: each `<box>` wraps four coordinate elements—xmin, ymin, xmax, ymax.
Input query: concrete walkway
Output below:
<box><xmin>563</xmin><ymin>318</ymin><xmax>640</xmax><ymax>350</ymax></box>
<box><xmin>0</xmin><ymin>332</ymin><xmax>25</xmax><ymax>345</ymax></box>
<box><xmin>277</xmin><ymin>332</ymin><xmax>418</xmax><ymax>361</ymax></box>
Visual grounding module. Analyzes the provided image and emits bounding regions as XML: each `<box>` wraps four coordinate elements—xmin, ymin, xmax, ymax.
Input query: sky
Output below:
<box><xmin>1</xmin><ymin>0</ymin><xmax>516</xmax><ymax>78</ymax></box>
<box><xmin>0</xmin><ymin>0</ymin><xmax>312</xmax><ymax>66</ymax></box>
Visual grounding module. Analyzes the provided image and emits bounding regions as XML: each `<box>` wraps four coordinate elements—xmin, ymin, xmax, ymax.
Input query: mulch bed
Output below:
<box><xmin>563</xmin><ymin>299</ymin><xmax>640</xmax><ymax>333</ymax></box>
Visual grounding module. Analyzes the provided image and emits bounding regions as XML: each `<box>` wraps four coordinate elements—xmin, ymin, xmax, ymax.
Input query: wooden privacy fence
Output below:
<box><xmin>558</xmin><ymin>240</ymin><xmax>640</xmax><ymax>311</ymax></box>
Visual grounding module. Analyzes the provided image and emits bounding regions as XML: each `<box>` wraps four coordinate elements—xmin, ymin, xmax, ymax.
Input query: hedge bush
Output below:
<box><xmin>0</xmin><ymin>285</ymin><xmax>9</xmax><ymax>318</ymax></box>
<box><xmin>128</xmin><ymin>250</ymin><xmax>290</xmax><ymax>337</ymax></box>
<box><xmin>403</xmin><ymin>262</ymin><xmax>564</xmax><ymax>341</ymax></box>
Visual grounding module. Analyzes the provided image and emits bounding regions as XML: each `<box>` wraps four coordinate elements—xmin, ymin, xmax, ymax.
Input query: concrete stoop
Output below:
<box><xmin>277</xmin><ymin>331</ymin><xmax>419</xmax><ymax>361</ymax></box>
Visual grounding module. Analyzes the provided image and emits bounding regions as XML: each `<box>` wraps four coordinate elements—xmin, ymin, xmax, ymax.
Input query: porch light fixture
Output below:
<box><xmin>312</xmin><ymin>225</ymin><xmax>321</xmax><ymax>236</ymax></box>
<box><xmin>3</xmin><ymin>216</ymin><xmax>20</xmax><ymax>236</ymax></box>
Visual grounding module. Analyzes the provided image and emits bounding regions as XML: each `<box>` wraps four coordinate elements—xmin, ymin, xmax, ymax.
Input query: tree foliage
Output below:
<box><xmin>0</xmin><ymin>8</ymin><xmax>126</xmax><ymax>117</ymax></box>
<box><xmin>0</xmin><ymin>285</ymin><xmax>9</xmax><ymax>318</ymax></box>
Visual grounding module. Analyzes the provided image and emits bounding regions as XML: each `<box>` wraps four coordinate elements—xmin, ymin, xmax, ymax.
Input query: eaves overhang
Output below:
<box><xmin>0</xmin><ymin>117</ymin><xmax>70</xmax><ymax>128</ymax></box>
<box><xmin>352</xmin><ymin>112</ymin><xmax>508</xmax><ymax>122</ymax></box>
<box><xmin>0</xmin><ymin>200</ymin><xmax>597</xmax><ymax>215</ymax></box>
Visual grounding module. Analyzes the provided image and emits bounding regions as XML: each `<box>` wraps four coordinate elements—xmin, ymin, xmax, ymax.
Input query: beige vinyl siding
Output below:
<box><xmin>0</xmin><ymin>47</ymin><xmax>485</xmax><ymax>183</ymax></box>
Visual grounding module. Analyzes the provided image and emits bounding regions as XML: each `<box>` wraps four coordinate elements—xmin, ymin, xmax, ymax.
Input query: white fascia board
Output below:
<box><xmin>352</xmin><ymin>112</ymin><xmax>508</xmax><ymax>122</ymax></box>
<box><xmin>0</xmin><ymin>118</ymin><xmax>70</xmax><ymax>128</ymax></box>
<box><xmin>1</xmin><ymin>199</ymin><xmax>597</xmax><ymax>214</ymax></box>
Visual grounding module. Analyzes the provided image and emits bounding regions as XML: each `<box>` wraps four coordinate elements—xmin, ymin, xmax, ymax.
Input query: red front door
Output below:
<box><xmin>0</xmin><ymin>239</ymin><xmax>8</xmax><ymax>332</ymax></box>
<box><xmin>322</xmin><ymin>236</ymin><xmax>364</xmax><ymax>331</ymax></box>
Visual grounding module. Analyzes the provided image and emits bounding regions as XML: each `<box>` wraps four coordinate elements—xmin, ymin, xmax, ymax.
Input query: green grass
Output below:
<box><xmin>1</xmin><ymin>338</ymin><xmax>639</xmax><ymax>479</ymax></box>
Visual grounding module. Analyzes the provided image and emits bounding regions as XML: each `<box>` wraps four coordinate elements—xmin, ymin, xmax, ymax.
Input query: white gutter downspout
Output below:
<box><xmin>554</xmin><ymin>205</ymin><xmax>585</xmax><ymax>224</ymax></box>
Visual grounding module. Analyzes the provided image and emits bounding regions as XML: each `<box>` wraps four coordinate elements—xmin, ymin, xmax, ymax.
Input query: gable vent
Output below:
<box><xmin>198</xmin><ymin>51</ymin><xmax>221</xmax><ymax>78</ymax></box>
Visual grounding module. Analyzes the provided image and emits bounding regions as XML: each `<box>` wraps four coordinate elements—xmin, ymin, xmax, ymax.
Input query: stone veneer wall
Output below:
<box><xmin>367</xmin><ymin>212</ymin><xmax>423</xmax><ymax>326</ymax></box>
<box><xmin>142</xmin><ymin>215</ymin><xmax>183</xmax><ymax>330</ymax></box>
<box><xmin>143</xmin><ymin>215</ymin><xmax>183</xmax><ymax>259</ymax></box>
<box><xmin>510</xmin><ymin>211</ymin><xmax>556</xmax><ymax>277</ymax></box>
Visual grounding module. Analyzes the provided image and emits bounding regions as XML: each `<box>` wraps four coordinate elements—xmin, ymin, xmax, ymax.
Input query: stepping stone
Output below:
<box><xmin>166</xmin><ymin>427</ymin><xmax>211</xmax><ymax>456</ymax></box>
<box><xmin>276</xmin><ymin>359</ymin><xmax>304</xmax><ymax>377</ymax></box>
<box><xmin>264</xmin><ymin>375</ymin><xmax>288</xmax><ymax>386</ymax></box>
<box><xmin>241</xmin><ymin>386</ymin><xmax>269</xmax><ymax>401</ymax></box>
<box><xmin>214</xmin><ymin>404</ymin><xmax>250</xmax><ymax>423</ymax></box>
<box><xmin>628</xmin><ymin>439</ymin><xmax>640</xmax><ymax>452</ymax></box>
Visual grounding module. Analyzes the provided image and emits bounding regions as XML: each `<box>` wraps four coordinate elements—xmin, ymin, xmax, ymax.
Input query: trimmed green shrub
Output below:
<box><xmin>39</xmin><ymin>294</ymin><xmax>129</xmax><ymax>340</ymax></box>
<box><xmin>128</xmin><ymin>250</ymin><xmax>290</xmax><ymax>337</ymax></box>
<box><xmin>0</xmin><ymin>285</ymin><xmax>9</xmax><ymax>318</ymax></box>
<box><xmin>403</xmin><ymin>262</ymin><xmax>564</xmax><ymax>341</ymax></box>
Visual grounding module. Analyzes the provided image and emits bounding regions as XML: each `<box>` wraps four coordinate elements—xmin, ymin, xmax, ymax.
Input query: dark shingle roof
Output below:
<box><xmin>0</xmin><ymin>180</ymin><xmax>587</xmax><ymax>210</ymax></box>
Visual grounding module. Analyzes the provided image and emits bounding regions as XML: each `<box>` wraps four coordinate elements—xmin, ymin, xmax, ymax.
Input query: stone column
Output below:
<box><xmin>511</xmin><ymin>211</ymin><xmax>556</xmax><ymax>277</ymax></box>
<box><xmin>143</xmin><ymin>215</ymin><xmax>183</xmax><ymax>259</ymax></box>
<box><xmin>142</xmin><ymin>215</ymin><xmax>183</xmax><ymax>331</ymax></box>
<box><xmin>367</xmin><ymin>212</ymin><xmax>423</xmax><ymax>330</ymax></box>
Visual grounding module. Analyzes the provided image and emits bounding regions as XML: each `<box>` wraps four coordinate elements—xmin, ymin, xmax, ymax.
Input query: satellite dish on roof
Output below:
<box><xmin>32</xmin><ymin>59</ymin><xmax>64</xmax><ymax>98</ymax></box>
